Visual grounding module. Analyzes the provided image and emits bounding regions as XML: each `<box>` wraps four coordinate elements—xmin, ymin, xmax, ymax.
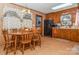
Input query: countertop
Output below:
<box><xmin>52</xmin><ymin>26</ymin><xmax>79</xmax><ymax>29</ymax></box>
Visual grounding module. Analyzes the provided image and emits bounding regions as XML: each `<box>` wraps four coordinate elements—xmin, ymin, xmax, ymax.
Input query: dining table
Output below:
<box><xmin>8</xmin><ymin>31</ymin><xmax>33</xmax><ymax>54</ymax></box>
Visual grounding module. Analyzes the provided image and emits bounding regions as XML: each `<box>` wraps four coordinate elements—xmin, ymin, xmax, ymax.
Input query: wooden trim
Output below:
<box><xmin>35</xmin><ymin>15</ymin><xmax>43</xmax><ymax>34</ymax></box>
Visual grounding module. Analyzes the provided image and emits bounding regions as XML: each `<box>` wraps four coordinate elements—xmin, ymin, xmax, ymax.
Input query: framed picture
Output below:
<box><xmin>4</xmin><ymin>10</ymin><xmax>18</xmax><ymax>17</ymax></box>
<box><xmin>36</xmin><ymin>15</ymin><xmax>42</xmax><ymax>27</ymax></box>
<box><xmin>23</xmin><ymin>13</ymin><xmax>32</xmax><ymax>19</ymax></box>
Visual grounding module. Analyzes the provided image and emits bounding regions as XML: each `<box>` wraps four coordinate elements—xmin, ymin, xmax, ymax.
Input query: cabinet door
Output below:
<box><xmin>76</xmin><ymin>30</ymin><xmax>79</xmax><ymax>42</ymax></box>
<box><xmin>53</xmin><ymin>28</ymin><xmax>57</xmax><ymax>37</ymax></box>
<box><xmin>66</xmin><ymin>29</ymin><xmax>71</xmax><ymax>40</ymax></box>
<box><xmin>70</xmin><ymin>29</ymin><xmax>77</xmax><ymax>41</ymax></box>
<box><xmin>53</xmin><ymin>29</ymin><xmax>59</xmax><ymax>38</ymax></box>
<box><xmin>61</xmin><ymin>29</ymin><xmax>66</xmax><ymax>39</ymax></box>
<box><xmin>72</xmin><ymin>29</ymin><xmax>79</xmax><ymax>42</ymax></box>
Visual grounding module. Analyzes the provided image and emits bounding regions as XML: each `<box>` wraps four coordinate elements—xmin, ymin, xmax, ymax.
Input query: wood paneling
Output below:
<box><xmin>46</xmin><ymin>7</ymin><xmax>78</xmax><ymax>23</ymax></box>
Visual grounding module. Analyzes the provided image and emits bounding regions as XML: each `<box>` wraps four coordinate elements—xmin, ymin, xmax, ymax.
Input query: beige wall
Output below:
<box><xmin>0</xmin><ymin>3</ymin><xmax>5</xmax><ymax>44</ymax></box>
<box><xmin>0</xmin><ymin>3</ymin><xmax>46</xmax><ymax>44</ymax></box>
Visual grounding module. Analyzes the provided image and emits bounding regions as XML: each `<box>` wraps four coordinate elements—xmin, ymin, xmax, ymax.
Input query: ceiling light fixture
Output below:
<box><xmin>52</xmin><ymin>3</ymin><xmax>73</xmax><ymax>10</ymax></box>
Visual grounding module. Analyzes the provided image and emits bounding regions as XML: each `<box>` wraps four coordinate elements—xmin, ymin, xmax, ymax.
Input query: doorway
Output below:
<box><xmin>36</xmin><ymin>15</ymin><xmax>42</xmax><ymax>35</ymax></box>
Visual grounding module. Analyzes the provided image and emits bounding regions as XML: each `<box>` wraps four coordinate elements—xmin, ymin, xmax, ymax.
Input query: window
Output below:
<box><xmin>61</xmin><ymin>14</ymin><xmax>72</xmax><ymax>26</ymax></box>
<box><xmin>36</xmin><ymin>15</ymin><xmax>42</xmax><ymax>27</ymax></box>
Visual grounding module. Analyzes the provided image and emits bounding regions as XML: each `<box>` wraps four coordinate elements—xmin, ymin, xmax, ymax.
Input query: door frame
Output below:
<box><xmin>36</xmin><ymin>15</ymin><xmax>42</xmax><ymax>35</ymax></box>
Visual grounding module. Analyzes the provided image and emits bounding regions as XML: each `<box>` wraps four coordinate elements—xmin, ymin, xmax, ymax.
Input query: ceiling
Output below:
<box><xmin>16</xmin><ymin>3</ymin><xmax>78</xmax><ymax>14</ymax></box>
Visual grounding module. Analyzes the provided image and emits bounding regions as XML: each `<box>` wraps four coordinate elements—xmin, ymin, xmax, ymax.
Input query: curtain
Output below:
<box><xmin>75</xmin><ymin>10</ymin><xmax>79</xmax><ymax>26</ymax></box>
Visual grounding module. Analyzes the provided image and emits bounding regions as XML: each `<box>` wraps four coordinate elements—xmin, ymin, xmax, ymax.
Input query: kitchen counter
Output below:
<box><xmin>52</xmin><ymin>27</ymin><xmax>79</xmax><ymax>42</ymax></box>
<box><xmin>52</xmin><ymin>26</ymin><xmax>79</xmax><ymax>29</ymax></box>
<box><xmin>53</xmin><ymin>26</ymin><xmax>79</xmax><ymax>29</ymax></box>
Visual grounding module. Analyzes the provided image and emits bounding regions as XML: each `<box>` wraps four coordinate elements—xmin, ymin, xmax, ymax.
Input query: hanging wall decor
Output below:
<box><xmin>23</xmin><ymin>13</ymin><xmax>32</xmax><ymax>19</ymax></box>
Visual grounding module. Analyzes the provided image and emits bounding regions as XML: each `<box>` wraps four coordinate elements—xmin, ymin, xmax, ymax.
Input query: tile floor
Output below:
<box><xmin>0</xmin><ymin>37</ymin><xmax>79</xmax><ymax>55</ymax></box>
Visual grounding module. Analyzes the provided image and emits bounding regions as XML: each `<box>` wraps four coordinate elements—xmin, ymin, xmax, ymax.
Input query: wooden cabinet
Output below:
<box><xmin>53</xmin><ymin>29</ymin><xmax>60</xmax><ymax>38</ymax></box>
<box><xmin>52</xmin><ymin>28</ymin><xmax>79</xmax><ymax>42</ymax></box>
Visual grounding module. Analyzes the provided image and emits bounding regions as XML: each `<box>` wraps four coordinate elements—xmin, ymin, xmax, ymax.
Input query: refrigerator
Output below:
<box><xmin>44</xmin><ymin>19</ymin><xmax>53</xmax><ymax>37</ymax></box>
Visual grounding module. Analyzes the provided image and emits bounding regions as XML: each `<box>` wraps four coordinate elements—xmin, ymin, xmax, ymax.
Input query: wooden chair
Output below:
<box><xmin>2</xmin><ymin>30</ymin><xmax>15</xmax><ymax>54</ymax></box>
<box><xmin>32</xmin><ymin>31</ymin><xmax>41</xmax><ymax>49</ymax></box>
<box><xmin>20</xmin><ymin>32</ymin><xmax>33</xmax><ymax>54</ymax></box>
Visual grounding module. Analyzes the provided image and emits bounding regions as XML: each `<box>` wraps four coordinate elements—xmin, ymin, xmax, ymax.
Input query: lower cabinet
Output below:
<box><xmin>52</xmin><ymin>28</ymin><xmax>79</xmax><ymax>42</ymax></box>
